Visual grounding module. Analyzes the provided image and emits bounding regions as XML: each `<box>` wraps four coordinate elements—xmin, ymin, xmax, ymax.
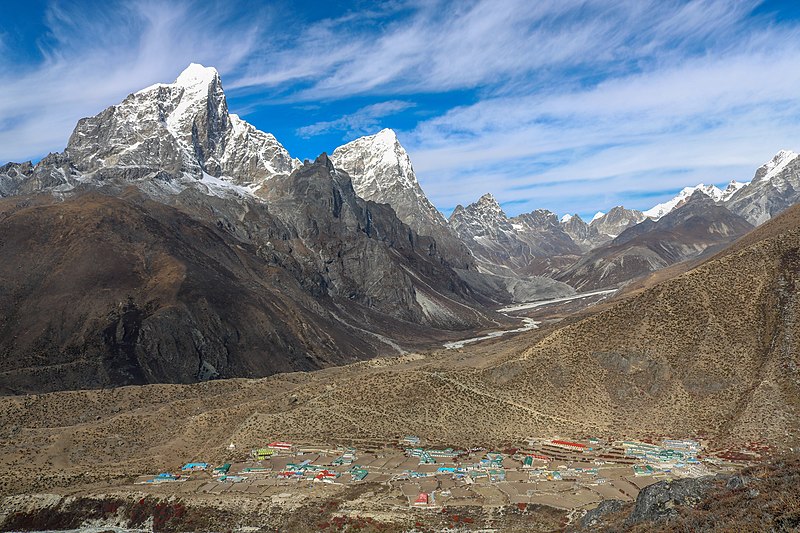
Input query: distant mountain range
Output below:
<box><xmin>1</xmin><ymin>63</ymin><xmax>799</xmax><ymax>392</ymax></box>
<box><xmin>557</xmin><ymin>191</ymin><xmax>754</xmax><ymax>290</ymax></box>
<box><xmin>448</xmin><ymin>149</ymin><xmax>799</xmax><ymax>284</ymax></box>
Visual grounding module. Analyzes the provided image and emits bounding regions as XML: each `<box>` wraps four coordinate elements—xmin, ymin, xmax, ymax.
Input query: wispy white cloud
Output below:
<box><xmin>296</xmin><ymin>100</ymin><xmax>415</xmax><ymax>139</ymax></box>
<box><xmin>233</xmin><ymin>0</ymin><xmax>598</xmax><ymax>96</ymax></box>
<box><xmin>399</xmin><ymin>12</ymin><xmax>800</xmax><ymax>216</ymax></box>
<box><xmin>232</xmin><ymin>0</ymin><xmax>765</xmax><ymax>99</ymax></box>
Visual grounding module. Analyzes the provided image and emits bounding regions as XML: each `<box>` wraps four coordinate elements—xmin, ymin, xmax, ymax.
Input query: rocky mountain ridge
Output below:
<box><xmin>451</xmin><ymin>149</ymin><xmax>799</xmax><ymax>285</ymax></box>
<box><xmin>557</xmin><ymin>191</ymin><xmax>754</xmax><ymax>290</ymax></box>
<box><xmin>448</xmin><ymin>193</ymin><xmax>581</xmax><ymax>277</ymax></box>
<box><xmin>3</xmin><ymin>65</ymin><xmax>798</xmax><ymax>296</ymax></box>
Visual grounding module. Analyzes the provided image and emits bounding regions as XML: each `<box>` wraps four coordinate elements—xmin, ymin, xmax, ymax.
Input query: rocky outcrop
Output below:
<box><xmin>573</xmin><ymin>477</ymin><xmax>715</xmax><ymax>530</ymax></box>
<box><xmin>576</xmin><ymin>499</ymin><xmax>627</xmax><ymax>530</ymax></box>
<box><xmin>627</xmin><ymin>478</ymin><xmax>713</xmax><ymax>524</ymax></box>
<box><xmin>449</xmin><ymin>194</ymin><xmax>581</xmax><ymax>277</ymax></box>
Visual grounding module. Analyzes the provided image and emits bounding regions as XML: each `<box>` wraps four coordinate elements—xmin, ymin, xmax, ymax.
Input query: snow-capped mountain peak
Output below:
<box><xmin>175</xmin><ymin>63</ymin><xmax>220</xmax><ymax>87</ymax></box>
<box><xmin>331</xmin><ymin>128</ymin><xmax>419</xmax><ymax>196</ymax></box>
<box><xmin>66</xmin><ymin>63</ymin><xmax>298</xmax><ymax>192</ymax></box>
<box><xmin>753</xmin><ymin>149</ymin><xmax>799</xmax><ymax>183</ymax></box>
<box><xmin>331</xmin><ymin>128</ymin><xmax>474</xmax><ymax>266</ymax></box>
<box><xmin>721</xmin><ymin>180</ymin><xmax>747</xmax><ymax>201</ymax></box>
<box><xmin>371</xmin><ymin>127</ymin><xmax>400</xmax><ymax>149</ymax></box>
<box><xmin>560</xmin><ymin>214</ymin><xmax>573</xmax><ymax>223</ymax></box>
<box><xmin>591</xmin><ymin>211</ymin><xmax>605</xmax><ymax>222</ymax></box>
<box><xmin>643</xmin><ymin>183</ymin><xmax>724</xmax><ymax>220</ymax></box>
<box><xmin>136</xmin><ymin>63</ymin><xmax>221</xmax><ymax>102</ymax></box>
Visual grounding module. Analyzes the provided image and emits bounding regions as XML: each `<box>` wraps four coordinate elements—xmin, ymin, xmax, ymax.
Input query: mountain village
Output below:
<box><xmin>132</xmin><ymin>435</ymin><xmax>751</xmax><ymax>513</ymax></box>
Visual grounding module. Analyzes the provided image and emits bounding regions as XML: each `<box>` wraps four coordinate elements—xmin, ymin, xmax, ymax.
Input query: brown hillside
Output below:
<box><xmin>0</xmin><ymin>188</ymin><xmax>495</xmax><ymax>394</ymax></box>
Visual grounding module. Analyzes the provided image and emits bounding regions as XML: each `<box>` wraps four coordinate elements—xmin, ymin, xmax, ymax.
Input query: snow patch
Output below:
<box><xmin>199</xmin><ymin>171</ymin><xmax>256</xmax><ymax>198</ymax></box>
<box><xmin>721</xmin><ymin>180</ymin><xmax>747</xmax><ymax>201</ymax></box>
<box><xmin>754</xmin><ymin>149</ymin><xmax>799</xmax><ymax>183</ymax></box>
<box><xmin>175</xmin><ymin>63</ymin><xmax>219</xmax><ymax>88</ymax></box>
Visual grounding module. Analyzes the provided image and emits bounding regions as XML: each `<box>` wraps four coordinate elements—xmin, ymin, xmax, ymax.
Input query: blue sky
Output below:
<box><xmin>2</xmin><ymin>0</ymin><xmax>800</xmax><ymax>219</ymax></box>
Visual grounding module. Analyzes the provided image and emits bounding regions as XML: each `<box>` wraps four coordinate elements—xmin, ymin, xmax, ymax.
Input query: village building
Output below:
<box><xmin>428</xmin><ymin>448</ymin><xmax>461</xmax><ymax>458</ymax></box>
<box><xmin>181</xmin><ymin>462</ymin><xmax>209</xmax><ymax>471</ymax></box>
<box><xmin>147</xmin><ymin>472</ymin><xmax>182</xmax><ymax>483</ymax></box>
<box><xmin>252</xmin><ymin>448</ymin><xmax>275</xmax><ymax>460</ymax></box>
<box><xmin>213</xmin><ymin>463</ymin><xmax>231</xmax><ymax>476</ymax></box>
<box><xmin>550</xmin><ymin>440</ymin><xmax>588</xmax><ymax>452</ymax></box>
<box><xmin>314</xmin><ymin>470</ymin><xmax>340</xmax><ymax>483</ymax></box>
<box><xmin>350</xmin><ymin>467</ymin><xmax>368</xmax><ymax>481</ymax></box>
<box><xmin>413</xmin><ymin>492</ymin><xmax>430</xmax><ymax>506</ymax></box>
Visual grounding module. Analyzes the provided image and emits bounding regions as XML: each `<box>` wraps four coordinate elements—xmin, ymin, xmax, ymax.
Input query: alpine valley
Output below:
<box><xmin>2</xmin><ymin>64</ymin><xmax>800</xmax><ymax>532</ymax></box>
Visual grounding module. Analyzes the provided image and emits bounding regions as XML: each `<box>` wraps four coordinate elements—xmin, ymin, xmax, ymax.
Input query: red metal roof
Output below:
<box><xmin>552</xmin><ymin>440</ymin><xmax>587</xmax><ymax>448</ymax></box>
<box><xmin>414</xmin><ymin>492</ymin><xmax>428</xmax><ymax>504</ymax></box>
